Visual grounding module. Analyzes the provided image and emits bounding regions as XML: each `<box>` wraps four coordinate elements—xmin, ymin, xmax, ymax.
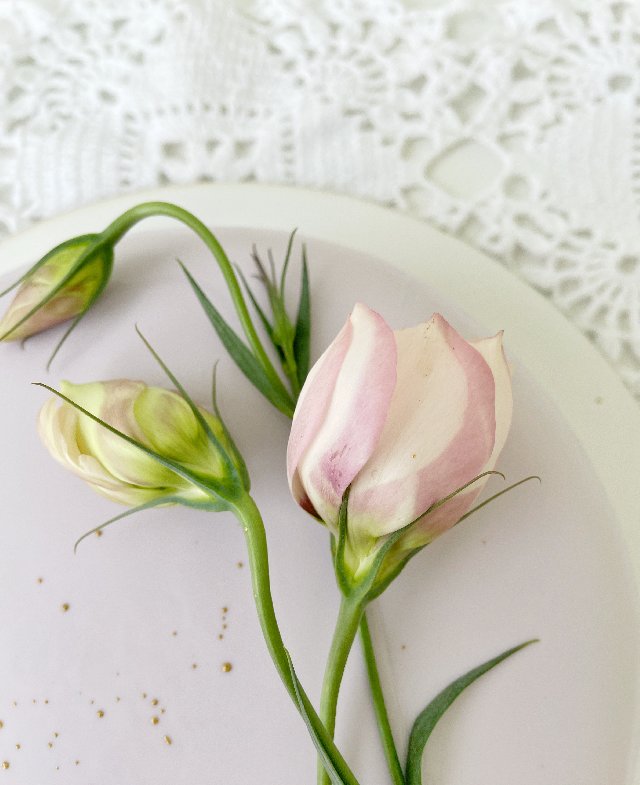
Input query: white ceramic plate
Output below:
<box><xmin>0</xmin><ymin>184</ymin><xmax>638</xmax><ymax>785</ymax></box>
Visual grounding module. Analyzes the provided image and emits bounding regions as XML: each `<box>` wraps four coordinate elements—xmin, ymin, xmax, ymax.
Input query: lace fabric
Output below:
<box><xmin>1</xmin><ymin>0</ymin><xmax>638</xmax><ymax>396</ymax></box>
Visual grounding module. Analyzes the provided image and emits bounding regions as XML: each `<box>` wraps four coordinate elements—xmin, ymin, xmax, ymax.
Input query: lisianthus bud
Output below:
<box><xmin>39</xmin><ymin>380</ymin><xmax>249</xmax><ymax>508</ymax></box>
<box><xmin>0</xmin><ymin>235</ymin><xmax>113</xmax><ymax>341</ymax></box>
<box><xmin>287</xmin><ymin>304</ymin><xmax>512</xmax><ymax>581</ymax></box>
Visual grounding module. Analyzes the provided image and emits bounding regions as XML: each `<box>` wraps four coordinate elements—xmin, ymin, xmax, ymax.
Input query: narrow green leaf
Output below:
<box><xmin>285</xmin><ymin>651</ymin><xmax>362</xmax><ymax>785</ymax></box>
<box><xmin>293</xmin><ymin>247</ymin><xmax>311</xmax><ymax>388</ymax></box>
<box><xmin>235</xmin><ymin>264</ymin><xmax>277</xmax><ymax>348</ymax></box>
<box><xmin>74</xmin><ymin>493</ymin><xmax>225</xmax><ymax>552</ymax></box>
<box><xmin>179</xmin><ymin>261</ymin><xmax>295</xmax><ymax>416</ymax></box>
<box><xmin>279</xmin><ymin>228</ymin><xmax>298</xmax><ymax>297</ymax></box>
<box><xmin>456</xmin><ymin>475</ymin><xmax>541</xmax><ymax>525</ymax></box>
<box><xmin>210</xmin><ymin>363</ymin><xmax>251</xmax><ymax>492</ymax></box>
<box><xmin>134</xmin><ymin>326</ymin><xmax>242</xmax><ymax>490</ymax></box>
<box><xmin>405</xmin><ymin>640</ymin><xmax>538</xmax><ymax>785</ymax></box>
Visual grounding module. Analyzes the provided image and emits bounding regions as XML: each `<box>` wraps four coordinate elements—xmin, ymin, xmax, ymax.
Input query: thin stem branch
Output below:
<box><xmin>359</xmin><ymin>613</ymin><xmax>405</xmax><ymax>785</ymax></box>
<box><xmin>318</xmin><ymin>594</ymin><xmax>365</xmax><ymax>785</ymax></box>
<box><xmin>232</xmin><ymin>493</ymin><xmax>360</xmax><ymax>785</ymax></box>
<box><xmin>101</xmin><ymin>201</ymin><xmax>294</xmax><ymax>414</ymax></box>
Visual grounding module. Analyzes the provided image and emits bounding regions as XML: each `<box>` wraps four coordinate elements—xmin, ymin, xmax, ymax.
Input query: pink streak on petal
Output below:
<box><xmin>300</xmin><ymin>304</ymin><xmax>397</xmax><ymax>526</ymax></box>
<box><xmin>286</xmin><ymin>316</ymin><xmax>353</xmax><ymax>508</ymax></box>
<box><xmin>410</xmin><ymin>315</ymin><xmax>496</xmax><ymax>519</ymax></box>
<box><xmin>350</xmin><ymin>314</ymin><xmax>496</xmax><ymax>538</ymax></box>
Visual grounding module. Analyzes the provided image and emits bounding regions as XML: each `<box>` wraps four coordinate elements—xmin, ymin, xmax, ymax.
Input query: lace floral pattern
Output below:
<box><xmin>1</xmin><ymin>0</ymin><xmax>639</xmax><ymax>394</ymax></box>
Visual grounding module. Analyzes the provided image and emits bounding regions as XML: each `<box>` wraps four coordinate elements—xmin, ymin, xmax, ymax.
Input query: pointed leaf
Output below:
<box><xmin>134</xmin><ymin>326</ymin><xmax>242</xmax><ymax>490</ymax></box>
<box><xmin>405</xmin><ymin>640</ymin><xmax>538</xmax><ymax>785</ymax></box>
<box><xmin>279</xmin><ymin>228</ymin><xmax>298</xmax><ymax>297</ymax></box>
<box><xmin>179</xmin><ymin>261</ymin><xmax>295</xmax><ymax>415</ymax></box>
<box><xmin>285</xmin><ymin>651</ymin><xmax>362</xmax><ymax>785</ymax></box>
<box><xmin>235</xmin><ymin>264</ymin><xmax>276</xmax><ymax>346</ymax></box>
<box><xmin>293</xmin><ymin>247</ymin><xmax>311</xmax><ymax>388</ymax></box>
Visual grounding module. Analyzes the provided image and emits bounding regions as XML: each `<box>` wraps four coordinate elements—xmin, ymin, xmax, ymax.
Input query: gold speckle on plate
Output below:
<box><xmin>11</xmin><ymin>702</ymin><xmax>16</xmax><ymax>708</ymax></box>
<box><xmin>221</xmin><ymin>662</ymin><xmax>233</xmax><ymax>673</ymax></box>
<box><xmin>191</xmin><ymin>663</ymin><xmax>198</xmax><ymax>670</ymax></box>
<box><xmin>96</xmin><ymin>529</ymin><xmax>103</xmax><ymax>537</ymax></box>
<box><xmin>1</xmin><ymin>761</ymin><xmax>9</xmax><ymax>770</ymax></box>
<box><xmin>32</xmin><ymin>699</ymin><xmax>36</xmax><ymax>704</ymax></box>
<box><xmin>53</xmin><ymin>732</ymin><xmax>59</xmax><ymax>738</ymax></box>
<box><xmin>141</xmin><ymin>693</ymin><xmax>147</xmax><ymax>700</ymax></box>
<box><xmin>151</xmin><ymin>716</ymin><xmax>160</xmax><ymax>725</ymax></box>
<box><xmin>222</xmin><ymin>606</ymin><xmax>228</xmax><ymax>614</ymax></box>
<box><xmin>151</xmin><ymin>698</ymin><xmax>159</xmax><ymax>706</ymax></box>
<box><xmin>160</xmin><ymin>708</ymin><xmax>166</xmax><ymax>714</ymax></box>
<box><xmin>237</xmin><ymin>561</ymin><xmax>243</xmax><ymax>568</ymax></box>
<box><xmin>115</xmin><ymin>697</ymin><xmax>121</xmax><ymax>703</ymax></box>
<box><xmin>171</xmin><ymin>630</ymin><xmax>178</xmax><ymax>637</ymax></box>
<box><xmin>14</xmin><ymin>745</ymin><xmax>20</xmax><ymax>751</ymax></box>
<box><xmin>96</xmin><ymin>710</ymin><xmax>105</xmax><ymax>718</ymax></box>
<box><xmin>37</xmin><ymin>577</ymin><xmax>44</xmax><ymax>584</ymax></box>
<box><xmin>47</xmin><ymin>742</ymin><xmax>53</xmax><ymax>749</ymax></box>
<box><xmin>75</xmin><ymin>760</ymin><xmax>80</xmax><ymax>766</ymax></box>
<box><xmin>218</xmin><ymin>634</ymin><xmax>224</xmax><ymax>640</ymax></box>
<box><xmin>44</xmin><ymin>699</ymin><xmax>49</xmax><ymax>705</ymax></box>
<box><xmin>0</xmin><ymin>720</ymin><xmax>3</xmax><ymax>729</ymax></box>
<box><xmin>61</xmin><ymin>603</ymin><xmax>70</xmax><ymax>613</ymax></box>
<box><xmin>222</xmin><ymin>623</ymin><xmax>228</xmax><ymax>630</ymax></box>
<box><xmin>163</xmin><ymin>735</ymin><xmax>172</xmax><ymax>745</ymax></box>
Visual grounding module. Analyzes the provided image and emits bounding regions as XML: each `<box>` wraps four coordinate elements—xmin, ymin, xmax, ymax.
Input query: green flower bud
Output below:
<box><xmin>0</xmin><ymin>235</ymin><xmax>113</xmax><ymax>341</ymax></box>
<box><xmin>38</xmin><ymin>380</ymin><xmax>249</xmax><ymax>508</ymax></box>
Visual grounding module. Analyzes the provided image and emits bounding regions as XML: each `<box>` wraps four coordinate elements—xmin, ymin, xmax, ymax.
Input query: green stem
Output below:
<box><xmin>232</xmin><ymin>493</ymin><xmax>360</xmax><ymax>785</ymax></box>
<box><xmin>359</xmin><ymin>613</ymin><xmax>405</xmax><ymax>785</ymax></box>
<box><xmin>318</xmin><ymin>594</ymin><xmax>366</xmax><ymax>785</ymax></box>
<box><xmin>101</xmin><ymin>201</ymin><xmax>294</xmax><ymax>415</ymax></box>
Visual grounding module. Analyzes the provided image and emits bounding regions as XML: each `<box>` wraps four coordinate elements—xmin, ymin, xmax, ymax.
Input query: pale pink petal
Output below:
<box><xmin>287</xmin><ymin>317</ymin><xmax>353</xmax><ymax>514</ymax></box>
<box><xmin>349</xmin><ymin>314</ymin><xmax>496</xmax><ymax>542</ymax></box>
<box><xmin>293</xmin><ymin>303</ymin><xmax>397</xmax><ymax>530</ymax></box>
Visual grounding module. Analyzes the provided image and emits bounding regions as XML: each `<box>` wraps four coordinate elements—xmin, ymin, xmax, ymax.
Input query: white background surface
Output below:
<box><xmin>0</xmin><ymin>186</ymin><xmax>639</xmax><ymax>784</ymax></box>
<box><xmin>1</xmin><ymin>0</ymin><xmax>640</xmax><ymax>398</ymax></box>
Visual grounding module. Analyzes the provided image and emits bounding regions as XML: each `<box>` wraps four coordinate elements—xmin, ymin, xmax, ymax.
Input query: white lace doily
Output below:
<box><xmin>1</xmin><ymin>0</ymin><xmax>639</xmax><ymax>397</ymax></box>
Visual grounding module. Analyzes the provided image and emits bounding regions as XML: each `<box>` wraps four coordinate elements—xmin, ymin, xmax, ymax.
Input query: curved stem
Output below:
<box><xmin>359</xmin><ymin>613</ymin><xmax>405</xmax><ymax>785</ymax></box>
<box><xmin>101</xmin><ymin>201</ymin><xmax>294</xmax><ymax>414</ymax></box>
<box><xmin>318</xmin><ymin>594</ymin><xmax>366</xmax><ymax>785</ymax></box>
<box><xmin>232</xmin><ymin>493</ymin><xmax>361</xmax><ymax>785</ymax></box>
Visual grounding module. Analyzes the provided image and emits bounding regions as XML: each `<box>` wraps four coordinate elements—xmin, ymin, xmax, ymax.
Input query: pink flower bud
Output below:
<box><xmin>0</xmin><ymin>235</ymin><xmax>113</xmax><ymax>341</ymax></box>
<box><xmin>287</xmin><ymin>304</ymin><xmax>513</xmax><ymax>571</ymax></box>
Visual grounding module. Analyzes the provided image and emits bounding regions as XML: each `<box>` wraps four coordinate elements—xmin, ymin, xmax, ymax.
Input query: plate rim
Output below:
<box><xmin>2</xmin><ymin>182</ymin><xmax>639</xmax><ymax>781</ymax></box>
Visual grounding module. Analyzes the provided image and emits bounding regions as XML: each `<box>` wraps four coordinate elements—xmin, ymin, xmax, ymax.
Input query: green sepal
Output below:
<box><xmin>293</xmin><ymin>246</ymin><xmax>311</xmax><ymax>389</ymax></box>
<box><xmin>285</xmin><ymin>651</ymin><xmax>362</xmax><ymax>785</ymax></box>
<box><xmin>279</xmin><ymin>228</ymin><xmax>297</xmax><ymax>298</ymax></box>
<box><xmin>179</xmin><ymin>260</ymin><xmax>295</xmax><ymax>417</ymax></box>
<box><xmin>210</xmin><ymin>363</ymin><xmax>251</xmax><ymax>492</ymax></box>
<box><xmin>0</xmin><ymin>234</ymin><xmax>100</xmax><ymax>299</ymax></box>
<box><xmin>134</xmin><ymin>326</ymin><xmax>247</xmax><ymax>496</ymax></box>
<box><xmin>45</xmin><ymin>244</ymin><xmax>115</xmax><ymax>369</ymax></box>
<box><xmin>334</xmin><ymin>487</ymin><xmax>352</xmax><ymax>595</ymax></box>
<box><xmin>405</xmin><ymin>640</ymin><xmax>538</xmax><ymax>785</ymax></box>
<box><xmin>73</xmin><ymin>494</ymin><xmax>226</xmax><ymax>553</ymax></box>
<box><xmin>235</xmin><ymin>264</ymin><xmax>280</xmax><ymax>357</ymax></box>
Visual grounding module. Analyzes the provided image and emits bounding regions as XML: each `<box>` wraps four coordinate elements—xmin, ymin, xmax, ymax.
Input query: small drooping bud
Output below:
<box><xmin>0</xmin><ymin>235</ymin><xmax>113</xmax><ymax>342</ymax></box>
